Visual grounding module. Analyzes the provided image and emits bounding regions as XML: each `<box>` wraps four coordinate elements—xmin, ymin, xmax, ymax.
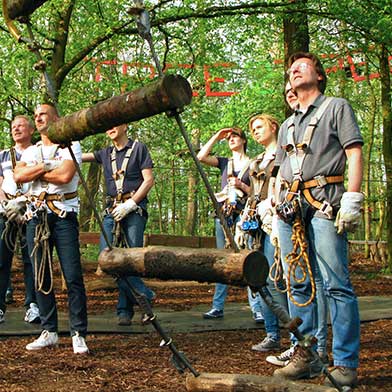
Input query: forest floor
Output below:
<box><xmin>0</xmin><ymin>253</ymin><xmax>391</xmax><ymax>392</ymax></box>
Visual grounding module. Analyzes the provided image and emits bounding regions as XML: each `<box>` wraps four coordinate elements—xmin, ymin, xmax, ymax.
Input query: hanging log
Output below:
<box><xmin>185</xmin><ymin>373</ymin><xmax>338</xmax><ymax>392</ymax></box>
<box><xmin>5</xmin><ymin>0</ymin><xmax>49</xmax><ymax>20</ymax></box>
<box><xmin>98</xmin><ymin>246</ymin><xmax>267</xmax><ymax>287</ymax></box>
<box><xmin>47</xmin><ymin>74</ymin><xmax>192</xmax><ymax>145</ymax></box>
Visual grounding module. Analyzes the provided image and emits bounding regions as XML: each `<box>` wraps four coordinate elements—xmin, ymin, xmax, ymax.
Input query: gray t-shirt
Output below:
<box><xmin>275</xmin><ymin>94</ymin><xmax>363</xmax><ymax>211</ymax></box>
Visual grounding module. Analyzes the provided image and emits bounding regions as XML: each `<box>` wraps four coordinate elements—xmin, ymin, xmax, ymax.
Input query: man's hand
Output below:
<box><xmin>112</xmin><ymin>199</ymin><xmax>138</xmax><ymax>222</ymax></box>
<box><xmin>43</xmin><ymin>160</ymin><xmax>61</xmax><ymax>172</ymax></box>
<box><xmin>4</xmin><ymin>196</ymin><xmax>27</xmax><ymax>223</ymax></box>
<box><xmin>334</xmin><ymin>192</ymin><xmax>364</xmax><ymax>234</ymax></box>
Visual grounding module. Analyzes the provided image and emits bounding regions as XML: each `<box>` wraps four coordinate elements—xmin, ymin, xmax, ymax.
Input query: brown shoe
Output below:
<box><xmin>273</xmin><ymin>345</ymin><xmax>322</xmax><ymax>380</ymax></box>
<box><xmin>118</xmin><ymin>316</ymin><xmax>132</xmax><ymax>326</ymax></box>
<box><xmin>324</xmin><ymin>367</ymin><xmax>358</xmax><ymax>388</ymax></box>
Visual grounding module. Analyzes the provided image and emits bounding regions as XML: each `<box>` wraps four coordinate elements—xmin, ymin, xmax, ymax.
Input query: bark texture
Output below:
<box><xmin>185</xmin><ymin>373</ymin><xmax>338</xmax><ymax>392</ymax></box>
<box><xmin>98</xmin><ymin>246</ymin><xmax>265</xmax><ymax>287</ymax></box>
<box><xmin>48</xmin><ymin>74</ymin><xmax>192</xmax><ymax>144</ymax></box>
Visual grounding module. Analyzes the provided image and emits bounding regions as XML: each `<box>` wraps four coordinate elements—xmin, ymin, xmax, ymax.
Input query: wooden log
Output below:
<box><xmin>185</xmin><ymin>373</ymin><xmax>338</xmax><ymax>392</ymax></box>
<box><xmin>98</xmin><ymin>246</ymin><xmax>267</xmax><ymax>287</ymax></box>
<box><xmin>48</xmin><ymin>74</ymin><xmax>192</xmax><ymax>145</ymax></box>
<box><xmin>6</xmin><ymin>0</ymin><xmax>49</xmax><ymax>20</ymax></box>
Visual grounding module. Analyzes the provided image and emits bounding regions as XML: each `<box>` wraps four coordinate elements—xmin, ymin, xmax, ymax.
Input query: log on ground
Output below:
<box><xmin>98</xmin><ymin>246</ymin><xmax>266</xmax><ymax>287</ymax></box>
<box><xmin>185</xmin><ymin>372</ymin><xmax>338</xmax><ymax>392</ymax></box>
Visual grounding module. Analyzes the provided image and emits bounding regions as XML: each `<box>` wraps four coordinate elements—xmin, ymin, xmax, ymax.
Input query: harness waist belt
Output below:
<box><xmin>300</xmin><ymin>175</ymin><xmax>344</xmax><ymax>189</ymax></box>
<box><xmin>44</xmin><ymin>191</ymin><xmax>78</xmax><ymax>201</ymax></box>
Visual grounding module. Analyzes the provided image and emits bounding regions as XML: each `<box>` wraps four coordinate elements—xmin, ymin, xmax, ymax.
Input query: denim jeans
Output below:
<box><xmin>100</xmin><ymin>212</ymin><xmax>154</xmax><ymax>317</ymax></box>
<box><xmin>26</xmin><ymin>212</ymin><xmax>88</xmax><ymax>337</ymax></box>
<box><xmin>278</xmin><ymin>206</ymin><xmax>360</xmax><ymax>368</ymax></box>
<box><xmin>255</xmin><ymin>233</ymin><xmax>288</xmax><ymax>341</ymax></box>
<box><xmin>211</xmin><ymin>218</ymin><xmax>264</xmax><ymax>313</ymax></box>
<box><xmin>0</xmin><ymin>216</ymin><xmax>36</xmax><ymax>312</ymax></box>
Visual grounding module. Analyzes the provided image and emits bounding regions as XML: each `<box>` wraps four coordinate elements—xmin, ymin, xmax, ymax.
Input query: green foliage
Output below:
<box><xmin>0</xmin><ymin>0</ymin><xmax>390</xmax><ymax>240</ymax></box>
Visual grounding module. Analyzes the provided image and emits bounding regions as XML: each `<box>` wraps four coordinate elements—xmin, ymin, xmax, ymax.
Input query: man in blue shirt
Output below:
<box><xmin>83</xmin><ymin>124</ymin><xmax>155</xmax><ymax>326</ymax></box>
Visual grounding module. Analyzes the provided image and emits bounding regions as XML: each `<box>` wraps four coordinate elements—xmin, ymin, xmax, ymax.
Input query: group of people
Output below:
<box><xmin>0</xmin><ymin>104</ymin><xmax>155</xmax><ymax>355</ymax></box>
<box><xmin>0</xmin><ymin>51</ymin><xmax>363</xmax><ymax>389</ymax></box>
<box><xmin>197</xmin><ymin>52</ymin><xmax>363</xmax><ymax>389</ymax></box>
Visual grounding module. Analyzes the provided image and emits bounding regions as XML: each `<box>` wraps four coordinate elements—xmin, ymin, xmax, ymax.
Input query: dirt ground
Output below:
<box><xmin>1</xmin><ymin>253</ymin><xmax>391</xmax><ymax>392</ymax></box>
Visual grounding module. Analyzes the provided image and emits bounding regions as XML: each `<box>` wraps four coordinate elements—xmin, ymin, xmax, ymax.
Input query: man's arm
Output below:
<box><xmin>40</xmin><ymin>160</ymin><xmax>77</xmax><ymax>185</ymax></box>
<box><xmin>130</xmin><ymin>168</ymin><xmax>154</xmax><ymax>204</ymax></box>
<box><xmin>0</xmin><ymin>177</ymin><xmax>6</xmax><ymax>201</ymax></box>
<box><xmin>82</xmin><ymin>153</ymin><xmax>96</xmax><ymax>163</ymax></box>
<box><xmin>14</xmin><ymin>161</ymin><xmax>47</xmax><ymax>183</ymax></box>
<box><xmin>345</xmin><ymin>143</ymin><xmax>363</xmax><ymax>192</ymax></box>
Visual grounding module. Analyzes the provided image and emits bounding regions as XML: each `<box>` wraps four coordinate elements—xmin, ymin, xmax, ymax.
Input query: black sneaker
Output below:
<box><xmin>118</xmin><ymin>315</ymin><xmax>132</xmax><ymax>326</ymax></box>
<box><xmin>5</xmin><ymin>290</ymin><xmax>13</xmax><ymax>304</ymax></box>
<box><xmin>203</xmin><ymin>308</ymin><xmax>224</xmax><ymax>319</ymax></box>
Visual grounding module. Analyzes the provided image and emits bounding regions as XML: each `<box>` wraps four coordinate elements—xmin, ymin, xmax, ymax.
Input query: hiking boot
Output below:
<box><xmin>72</xmin><ymin>332</ymin><xmax>89</xmax><ymax>354</ymax></box>
<box><xmin>118</xmin><ymin>315</ymin><xmax>132</xmax><ymax>326</ymax></box>
<box><xmin>273</xmin><ymin>345</ymin><xmax>323</xmax><ymax>380</ymax></box>
<box><xmin>252</xmin><ymin>335</ymin><xmax>280</xmax><ymax>352</ymax></box>
<box><xmin>318</xmin><ymin>351</ymin><xmax>330</xmax><ymax>366</ymax></box>
<box><xmin>0</xmin><ymin>309</ymin><xmax>5</xmax><ymax>323</ymax></box>
<box><xmin>26</xmin><ymin>330</ymin><xmax>58</xmax><ymax>351</ymax></box>
<box><xmin>203</xmin><ymin>308</ymin><xmax>224</xmax><ymax>319</ymax></box>
<box><xmin>252</xmin><ymin>311</ymin><xmax>264</xmax><ymax>324</ymax></box>
<box><xmin>24</xmin><ymin>303</ymin><xmax>41</xmax><ymax>324</ymax></box>
<box><xmin>266</xmin><ymin>345</ymin><xmax>295</xmax><ymax>366</ymax></box>
<box><xmin>5</xmin><ymin>289</ymin><xmax>13</xmax><ymax>304</ymax></box>
<box><xmin>324</xmin><ymin>367</ymin><xmax>358</xmax><ymax>388</ymax></box>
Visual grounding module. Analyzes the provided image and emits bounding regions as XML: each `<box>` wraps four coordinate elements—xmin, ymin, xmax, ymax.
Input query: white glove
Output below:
<box><xmin>234</xmin><ymin>221</ymin><xmax>247</xmax><ymax>249</ymax></box>
<box><xmin>4</xmin><ymin>196</ymin><xmax>28</xmax><ymax>223</ymax></box>
<box><xmin>43</xmin><ymin>160</ymin><xmax>62</xmax><ymax>172</ymax></box>
<box><xmin>257</xmin><ymin>199</ymin><xmax>273</xmax><ymax>235</ymax></box>
<box><xmin>112</xmin><ymin>199</ymin><xmax>138</xmax><ymax>222</ymax></box>
<box><xmin>335</xmin><ymin>192</ymin><xmax>364</xmax><ymax>234</ymax></box>
<box><xmin>269</xmin><ymin>214</ymin><xmax>279</xmax><ymax>247</ymax></box>
<box><xmin>256</xmin><ymin>199</ymin><xmax>273</xmax><ymax>220</ymax></box>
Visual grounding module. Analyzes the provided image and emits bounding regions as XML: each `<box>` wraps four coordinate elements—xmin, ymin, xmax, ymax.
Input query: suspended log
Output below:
<box><xmin>48</xmin><ymin>74</ymin><xmax>192</xmax><ymax>145</ymax></box>
<box><xmin>185</xmin><ymin>373</ymin><xmax>338</xmax><ymax>392</ymax></box>
<box><xmin>98</xmin><ymin>246</ymin><xmax>267</xmax><ymax>287</ymax></box>
<box><xmin>6</xmin><ymin>0</ymin><xmax>49</xmax><ymax>20</ymax></box>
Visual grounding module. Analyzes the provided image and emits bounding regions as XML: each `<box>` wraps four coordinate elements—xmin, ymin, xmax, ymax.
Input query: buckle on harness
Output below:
<box><xmin>319</xmin><ymin>200</ymin><xmax>333</xmax><ymax>219</ymax></box>
<box><xmin>58</xmin><ymin>209</ymin><xmax>67</xmax><ymax>218</ymax></box>
<box><xmin>314</xmin><ymin>175</ymin><xmax>327</xmax><ymax>188</ymax></box>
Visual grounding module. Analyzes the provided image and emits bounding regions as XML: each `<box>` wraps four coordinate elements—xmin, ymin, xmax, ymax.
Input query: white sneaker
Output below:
<box><xmin>266</xmin><ymin>345</ymin><xmax>295</xmax><ymax>366</ymax></box>
<box><xmin>24</xmin><ymin>303</ymin><xmax>40</xmax><ymax>323</ymax></box>
<box><xmin>0</xmin><ymin>309</ymin><xmax>5</xmax><ymax>323</ymax></box>
<box><xmin>72</xmin><ymin>332</ymin><xmax>89</xmax><ymax>354</ymax></box>
<box><xmin>26</xmin><ymin>330</ymin><xmax>58</xmax><ymax>351</ymax></box>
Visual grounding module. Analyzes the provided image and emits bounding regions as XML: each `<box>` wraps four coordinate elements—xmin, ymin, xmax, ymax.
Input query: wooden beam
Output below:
<box><xmin>98</xmin><ymin>246</ymin><xmax>266</xmax><ymax>287</ymax></box>
<box><xmin>6</xmin><ymin>0</ymin><xmax>49</xmax><ymax>20</ymax></box>
<box><xmin>48</xmin><ymin>74</ymin><xmax>192</xmax><ymax>145</ymax></box>
<box><xmin>185</xmin><ymin>373</ymin><xmax>338</xmax><ymax>392</ymax></box>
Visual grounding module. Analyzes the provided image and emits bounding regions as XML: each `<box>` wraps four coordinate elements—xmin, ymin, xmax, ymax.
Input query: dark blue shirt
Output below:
<box><xmin>94</xmin><ymin>139</ymin><xmax>153</xmax><ymax>210</ymax></box>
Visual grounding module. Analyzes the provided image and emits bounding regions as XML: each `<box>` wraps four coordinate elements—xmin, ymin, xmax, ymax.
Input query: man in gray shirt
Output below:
<box><xmin>273</xmin><ymin>52</ymin><xmax>363</xmax><ymax>389</ymax></box>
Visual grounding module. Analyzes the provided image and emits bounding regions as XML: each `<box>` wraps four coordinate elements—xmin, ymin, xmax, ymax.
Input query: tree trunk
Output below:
<box><xmin>185</xmin><ymin>373</ymin><xmax>337</xmax><ymax>392</ymax></box>
<box><xmin>283</xmin><ymin>0</ymin><xmax>310</xmax><ymax>116</ymax></box>
<box><xmin>48</xmin><ymin>74</ymin><xmax>192</xmax><ymax>145</ymax></box>
<box><xmin>363</xmin><ymin>59</ymin><xmax>377</xmax><ymax>256</ymax></box>
<box><xmin>98</xmin><ymin>246</ymin><xmax>265</xmax><ymax>287</ymax></box>
<box><xmin>380</xmin><ymin>45</ymin><xmax>392</xmax><ymax>271</ymax></box>
<box><xmin>79</xmin><ymin>161</ymin><xmax>102</xmax><ymax>231</ymax></box>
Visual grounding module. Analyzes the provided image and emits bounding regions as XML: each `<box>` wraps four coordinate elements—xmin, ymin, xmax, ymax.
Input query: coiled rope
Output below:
<box><xmin>31</xmin><ymin>209</ymin><xmax>54</xmax><ymax>295</ymax></box>
<box><xmin>284</xmin><ymin>212</ymin><xmax>316</xmax><ymax>307</ymax></box>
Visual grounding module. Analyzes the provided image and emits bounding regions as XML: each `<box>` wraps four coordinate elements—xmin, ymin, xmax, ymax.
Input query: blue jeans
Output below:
<box><xmin>0</xmin><ymin>216</ymin><xmax>36</xmax><ymax>312</ymax></box>
<box><xmin>26</xmin><ymin>212</ymin><xmax>88</xmax><ymax>337</ymax></box>
<box><xmin>256</xmin><ymin>233</ymin><xmax>288</xmax><ymax>341</ymax></box>
<box><xmin>278</xmin><ymin>207</ymin><xmax>360</xmax><ymax>368</ymax></box>
<box><xmin>100</xmin><ymin>212</ymin><xmax>154</xmax><ymax>317</ymax></box>
<box><xmin>211</xmin><ymin>218</ymin><xmax>264</xmax><ymax>313</ymax></box>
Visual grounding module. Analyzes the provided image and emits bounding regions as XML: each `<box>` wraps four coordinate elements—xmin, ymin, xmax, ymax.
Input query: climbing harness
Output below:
<box><xmin>276</xmin><ymin>98</ymin><xmax>343</xmax><ymax>307</ymax></box>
